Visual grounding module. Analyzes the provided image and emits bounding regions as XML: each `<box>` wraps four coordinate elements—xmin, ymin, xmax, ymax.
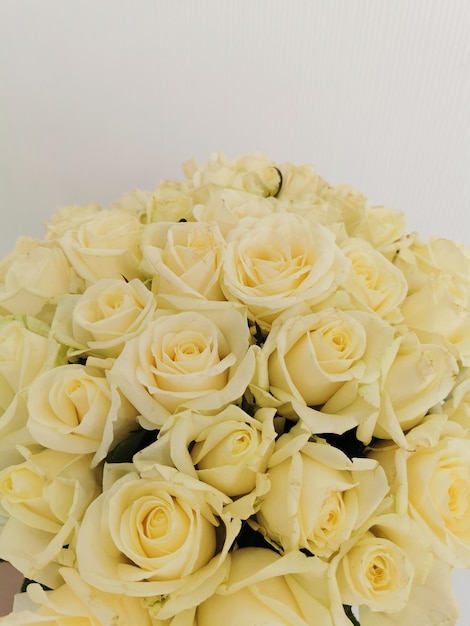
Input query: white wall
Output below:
<box><xmin>1</xmin><ymin>0</ymin><xmax>470</xmax><ymax>621</ymax></box>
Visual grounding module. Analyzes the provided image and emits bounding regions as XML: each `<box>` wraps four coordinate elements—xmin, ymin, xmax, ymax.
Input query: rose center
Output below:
<box><xmin>366</xmin><ymin>554</ymin><xmax>391</xmax><ymax>590</ymax></box>
<box><xmin>144</xmin><ymin>506</ymin><xmax>170</xmax><ymax>539</ymax></box>
<box><xmin>231</xmin><ymin>431</ymin><xmax>251</xmax><ymax>455</ymax></box>
<box><xmin>0</xmin><ymin>467</ymin><xmax>44</xmax><ymax>500</ymax></box>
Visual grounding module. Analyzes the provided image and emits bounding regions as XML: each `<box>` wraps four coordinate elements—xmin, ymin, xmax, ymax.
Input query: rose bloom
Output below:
<box><xmin>329</xmin><ymin>512</ymin><xmax>444</xmax><ymax>625</ymax></box>
<box><xmin>134</xmin><ymin>405</ymin><xmax>276</xmax><ymax>517</ymax></box>
<box><xmin>112</xmin><ymin>183</ymin><xmax>194</xmax><ymax>223</ymax></box>
<box><xmin>443</xmin><ymin>371</ymin><xmax>470</xmax><ymax>434</ymax></box>
<box><xmin>221</xmin><ymin>212</ymin><xmax>350</xmax><ymax>329</ymax></box>
<box><xmin>0</xmin><ymin>238</ymin><xmax>83</xmax><ymax>321</ymax></box>
<box><xmin>370</xmin><ymin>416</ymin><xmax>470</xmax><ymax>569</ymax></box>
<box><xmin>44</xmin><ymin>203</ymin><xmax>103</xmax><ymax>240</ymax></box>
<box><xmin>0</xmin><ymin>448</ymin><xmax>100</xmax><ymax>588</ymax></box>
<box><xmin>141</xmin><ymin>221</ymin><xmax>226</xmax><ymax>300</ymax></box>
<box><xmin>59</xmin><ymin>208</ymin><xmax>145</xmax><ymax>283</ymax></box>
<box><xmin>396</xmin><ymin>236</ymin><xmax>470</xmax><ymax>365</ymax></box>
<box><xmin>322</xmin><ymin>184</ymin><xmax>370</xmax><ymax>235</ymax></box>
<box><xmin>0</xmin><ymin>567</ymin><xmax>154</xmax><ymax>626</ymax></box>
<box><xmin>340</xmin><ymin>237</ymin><xmax>408</xmax><ymax>322</ymax></box>
<box><xmin>0</xmin><ymin>316</ymin><xmax>62</xmax><ymax>470</ymax></box>
<box><xmin>26</xmin><ymin>364</ymin><xmax>139</xmax><ymax>466</ymax></box>
<box><xmin>252</xmin><ymin>307</ymin><xmax>395</xmax><ymax>433</ymax></box>
<box><xmin>367</xmin><ymin>330</ymin><xmax>458</xmax><ymax>446</ymax></box>
<box><xmin>256</xmin><ymin>423</ymin><xmax>389</xmax><ymax>558</ymax></box>
<box><xmin>186</xmin><ymin>152</ymin><xmax>282</xmax><ymax>197</ymax></box>
<box><xmin>320</xmin><ymin>329</ymin><xmax>458</xmax><ymax>448</ymax></box>
<box><xmin>109</xmin><ymin>304</ymin><xmax>256</xmax><ymax>428</ymax></box>
<box><xmin>76</xmin><ymin>464</ymin><xmax>240</xmax><ymax>619</ymax></box>
<box><xmin>53</xmin><ymin>277</ymin><xmax>158</xmax><ymax>358</ymax></box>
<box><xmin>156</xmin><ymin>547</ymin><xmax>334</xmax><ymax>626</ymax></box>
<box><xmin>353</xmin><ymin>206</ymin><xmax>407</xmax><ymax>256</ymax></box>
<box><xmin>276</xmin><ymin>162</ymin><xmax>329</xmax><ymax>203</ymax></box>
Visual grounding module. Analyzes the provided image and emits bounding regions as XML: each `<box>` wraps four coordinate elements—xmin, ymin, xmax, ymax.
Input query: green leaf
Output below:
<box><xmin>21</xmin><ymin>578</ymin><xmax>51</xmax><ymax>593</ymax></box>
<box><xmin>105</xmin><ymin>428</ymin><xmax>159</xmax><ymax>464</ymax></box>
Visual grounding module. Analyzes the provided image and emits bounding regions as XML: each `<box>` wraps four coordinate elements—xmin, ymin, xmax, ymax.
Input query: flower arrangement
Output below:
<box><xmin>0</xmin><ymin>152</ymin><xmax>468</xmax><ymax>625</ymax></box>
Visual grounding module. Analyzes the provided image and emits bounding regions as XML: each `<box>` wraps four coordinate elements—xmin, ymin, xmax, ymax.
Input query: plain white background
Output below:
<box><xmin>1</xmin><ymin>0</ymin><xmax>469</xmax><ymax>621</ymax></box>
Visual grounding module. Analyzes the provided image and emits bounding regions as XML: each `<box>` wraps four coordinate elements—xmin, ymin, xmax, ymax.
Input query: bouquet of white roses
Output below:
<box><xmin>0</xmin><ymin>152</ymin><xmax>468</xmax><ymax>625</ymax></box>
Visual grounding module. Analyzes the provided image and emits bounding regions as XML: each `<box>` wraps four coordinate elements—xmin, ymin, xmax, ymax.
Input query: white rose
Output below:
<box><xmin>141</xmin><ymin>221</ymin><xmax>226</xmax><ymax>300</ymax></box>
<box><xmin>320</xmin><ymin>330</ymin><xmax>458</xmax><ymax>448</ymax></box>
<box><xmin>52</xmin><ymin>278</ymin><xmax>157</xmax><ymax>358</ymax></box>
<box><xmin>353</xmin><ymin>206</ymin><xmax>407</xmax><ymax>255</ymax></box>
<box><xmin>371</xmin><ymin>422</ymin><xmax>470</xmax><ymax>568</ymax></box>
<box><xmin>195</xmin><ymin>547</ymin><xmax>335</xmax><ymax>626</ymax></box>
<box><xmin>330</xmin><ymin>513</ymin><xmax>433</xmax><ymax>622</ymax></box>
<box><xmin>340</xmin><ymin>237</ymin><xmax>408</xmax><ymax>322</ymax></box>
<box><xmin>192</xmin><ymin>188</ymin><xmax>277</xmax><ymax>238</ymax></box>
<box><xmin>59</xmin><ymin>209</ymin><xmax>144</xmax><ymax>283</ymax></box>
<box><xmin>26</xmin><ymin>364</ymin><xmax>139</xmax><ymax>466</ymax></box>
<box><xmin>370</xmin><ymin>330</ymin><xmax>458</xmax><ymax>445</ymax></box>
<box><xmin>0</xmin><ymin>566</ymin><xmax>154</xmax><ymax>625</ymax></box>
<box><xmin>0</xmin><ymin>239</ymin><xmax>83</xmax><ymax>320</ymax></box>
<box><xmin>187</xmin><ymin>152</ymin><xmax>282</xmax><ymax>197</ymax></box>
<box><xmin>221</xmin><ymin>212</ymin><xmax>350</xmax><ymax>329</ymax></box>
<box><xmin>322</xmin><ymin>184</ymin><xmax>370</xmax><ymax>235</ymax></box>
<box><xmin>112</xmin><ymin>184</ymin><xmax>194</xmax><ymax>223</ymax></box>
<box><xmin>0</xmin><ymin>448</ymin><xmax>100</xmax><ymax>588</ymax></box>
<box><xmin>0</xmin><ymin>317</ymin><xmax>61</xmax><ymax>470</ymax></box>
<box><xmin>109</xmin><ymin>304</ymin><xmax>256</xmax><ymax>429</ymax></box>
<box><xmin>276</xmin><ymin>162</ymin><xmax>329</xmax><ymax>203</ymax></box>
<box><xmin>357</xmin><ymin>557</ymin><xmax>459</xmax><ymax>626</ymax></box>
<box><xmin>256</xmin><ymin>423</ymin><xmax>389</xmax><ymax>558</ymax></box>
<box><xmin>443</xmin><ymin>372</ymin><xmax>470</xmax><ymax>433</ymax></box>
<box><xmin>76</xmin><ymin>463</ymin><xmax>240</xmax><ymax>618</ymax></box>
<box><xmin>134</xmin><ymin>405</ymin><xmax>276</xmax><ymax>515</ymax></box>
<box><xmin>44</xmin><ymin>203</ymin><xmax>103</xmax><ymax>240</ymax></box>
<box><xmin>253</xmin><ymin>308</ymin><xmax>395</xmax><ymax>423</ymax></box>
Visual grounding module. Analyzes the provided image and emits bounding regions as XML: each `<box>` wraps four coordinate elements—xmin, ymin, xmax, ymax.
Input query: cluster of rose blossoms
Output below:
<box><xmin>0</xmin><ymin>152</ymin><xmax>469</xmax><ymax>625</ymax></box>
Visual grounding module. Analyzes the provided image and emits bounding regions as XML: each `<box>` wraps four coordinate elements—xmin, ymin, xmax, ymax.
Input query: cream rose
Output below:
<box><xmin>192</xmin><ymin>187</ymin><xmax>278</xmax><ymax>238</ymax></box>
<box><xmin>370</xmin><ymin>330</ymin><xmax>459</xmax><ymax>445</ymax></box>
<box><xmin>318</xmin><ymin>328</ymin><xmax>458</xmax><ymax>448</ymax></box>
<box><xmin>255</xmin><ymin>307</ymin><xmax>395</xmax><ymax>416</ymax></box>
<box><xmin>52</xmin><ymin>277</ymin><xmax>157</xmax><ymax>358</ymax></box>
<box><xmin>255</xmin><ymin>423</ymin><xmax>389</xmax><ymax>558</ymax></box>
<box><xmin>59</xmin><ymin>208</ymin><xmax>144</xmax><ymax>283</ymax></box>
<box><xmin>76</xmin><ymin>463</ymin><xmax>240</xmax><ymax>618</ymax></box>
<box><xmin>221</xmin><ymin>212</ymin><xmax>350</xmax><ymax>329</ymax></box>
<box><xmin>0</xmin><ymin>566</ymin><xmax>154</xmax><ymax>625</ymax></box>
<box><xmin>0</xmin><ymin>317</ymin><xmax>62</xmax><ymax>470</ymax></box>
<box><xmin>0</xmin><ymin>448</ymin><xmax>99</xmax><ymax>588</ymax></box>
<box><xmin>397</xmin><ymin>237</ymin><xmax>470</xmax><ymax>365</ymax></box>
<box><xmin>109</xmin><ymin>304</ymin><xmax>256</xmax><ymax>429</ymax></box>
<box><xmin>330</xmin><ymin>512</ymin><xmax>433</xmax><ymax>623</ymax></box>
<box><xmin>141</xmin><ymin>221</ymin><xmax>226</xmax><ymax>300</ymax></box>
<box><xmin>443</xmin><ymin>372</ymin><xmax>470</xmax><ymax>433</ymax></box>
<box><xmin>195</xmin><ymin>547</ymin><xmax>334</xmax><ymax>626</ymax></box>
<box><xmin>44</xmin><ymin>203</ymin><xmax>103</xmax><ymax>240</ymax></box>
<box><xmin>187</xmin><ymin>152</ymin><xmax>282</xmax><ymax>197</ymax></box>
<box><xmin>0</xmin><ymin>238</ymin><xmax>83</xmax><ymax>320</ymax></box>
<box><xmin>353</xmin><ymin>206</ymin><xmax>407</xmax><ymax>255</ymax></box>
<box><xmin>112</xmin><ymin>184</ymin><xmax>194</xmax><ymax>223</ymax></box>
<box><xmin>371</xmin><ymin>421</ymin><xmax>470</xmax><ymax>568</ymax></box>
<box><xmin>26</xmin><ymin>364</ymin><xmax>139</xmax><ymax>466</ymax></box>
<box><xmin>340</xmin><ymin>237</ymin><xmax>408</xmax><ymax>322</ymax></box>
<box><xmin>134</xmin><ymin>405</ymin><xmax>276</xmax><ymax>515</ymax></box>
<box><xmin>322</xmin><ymin>184</ymin><xmax>370</xmax><ymax>235</ymax></box>
<box><xmin>276</xmin><ymin>162</ymin><xmax>329</xmax><ymax>203</ymax></box>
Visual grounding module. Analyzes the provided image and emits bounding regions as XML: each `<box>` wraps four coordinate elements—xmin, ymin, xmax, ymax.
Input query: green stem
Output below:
<box><xmin>344</xmin><ymin>605</ymin><xmax>360</xmax><ymax>626</ymax></box>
